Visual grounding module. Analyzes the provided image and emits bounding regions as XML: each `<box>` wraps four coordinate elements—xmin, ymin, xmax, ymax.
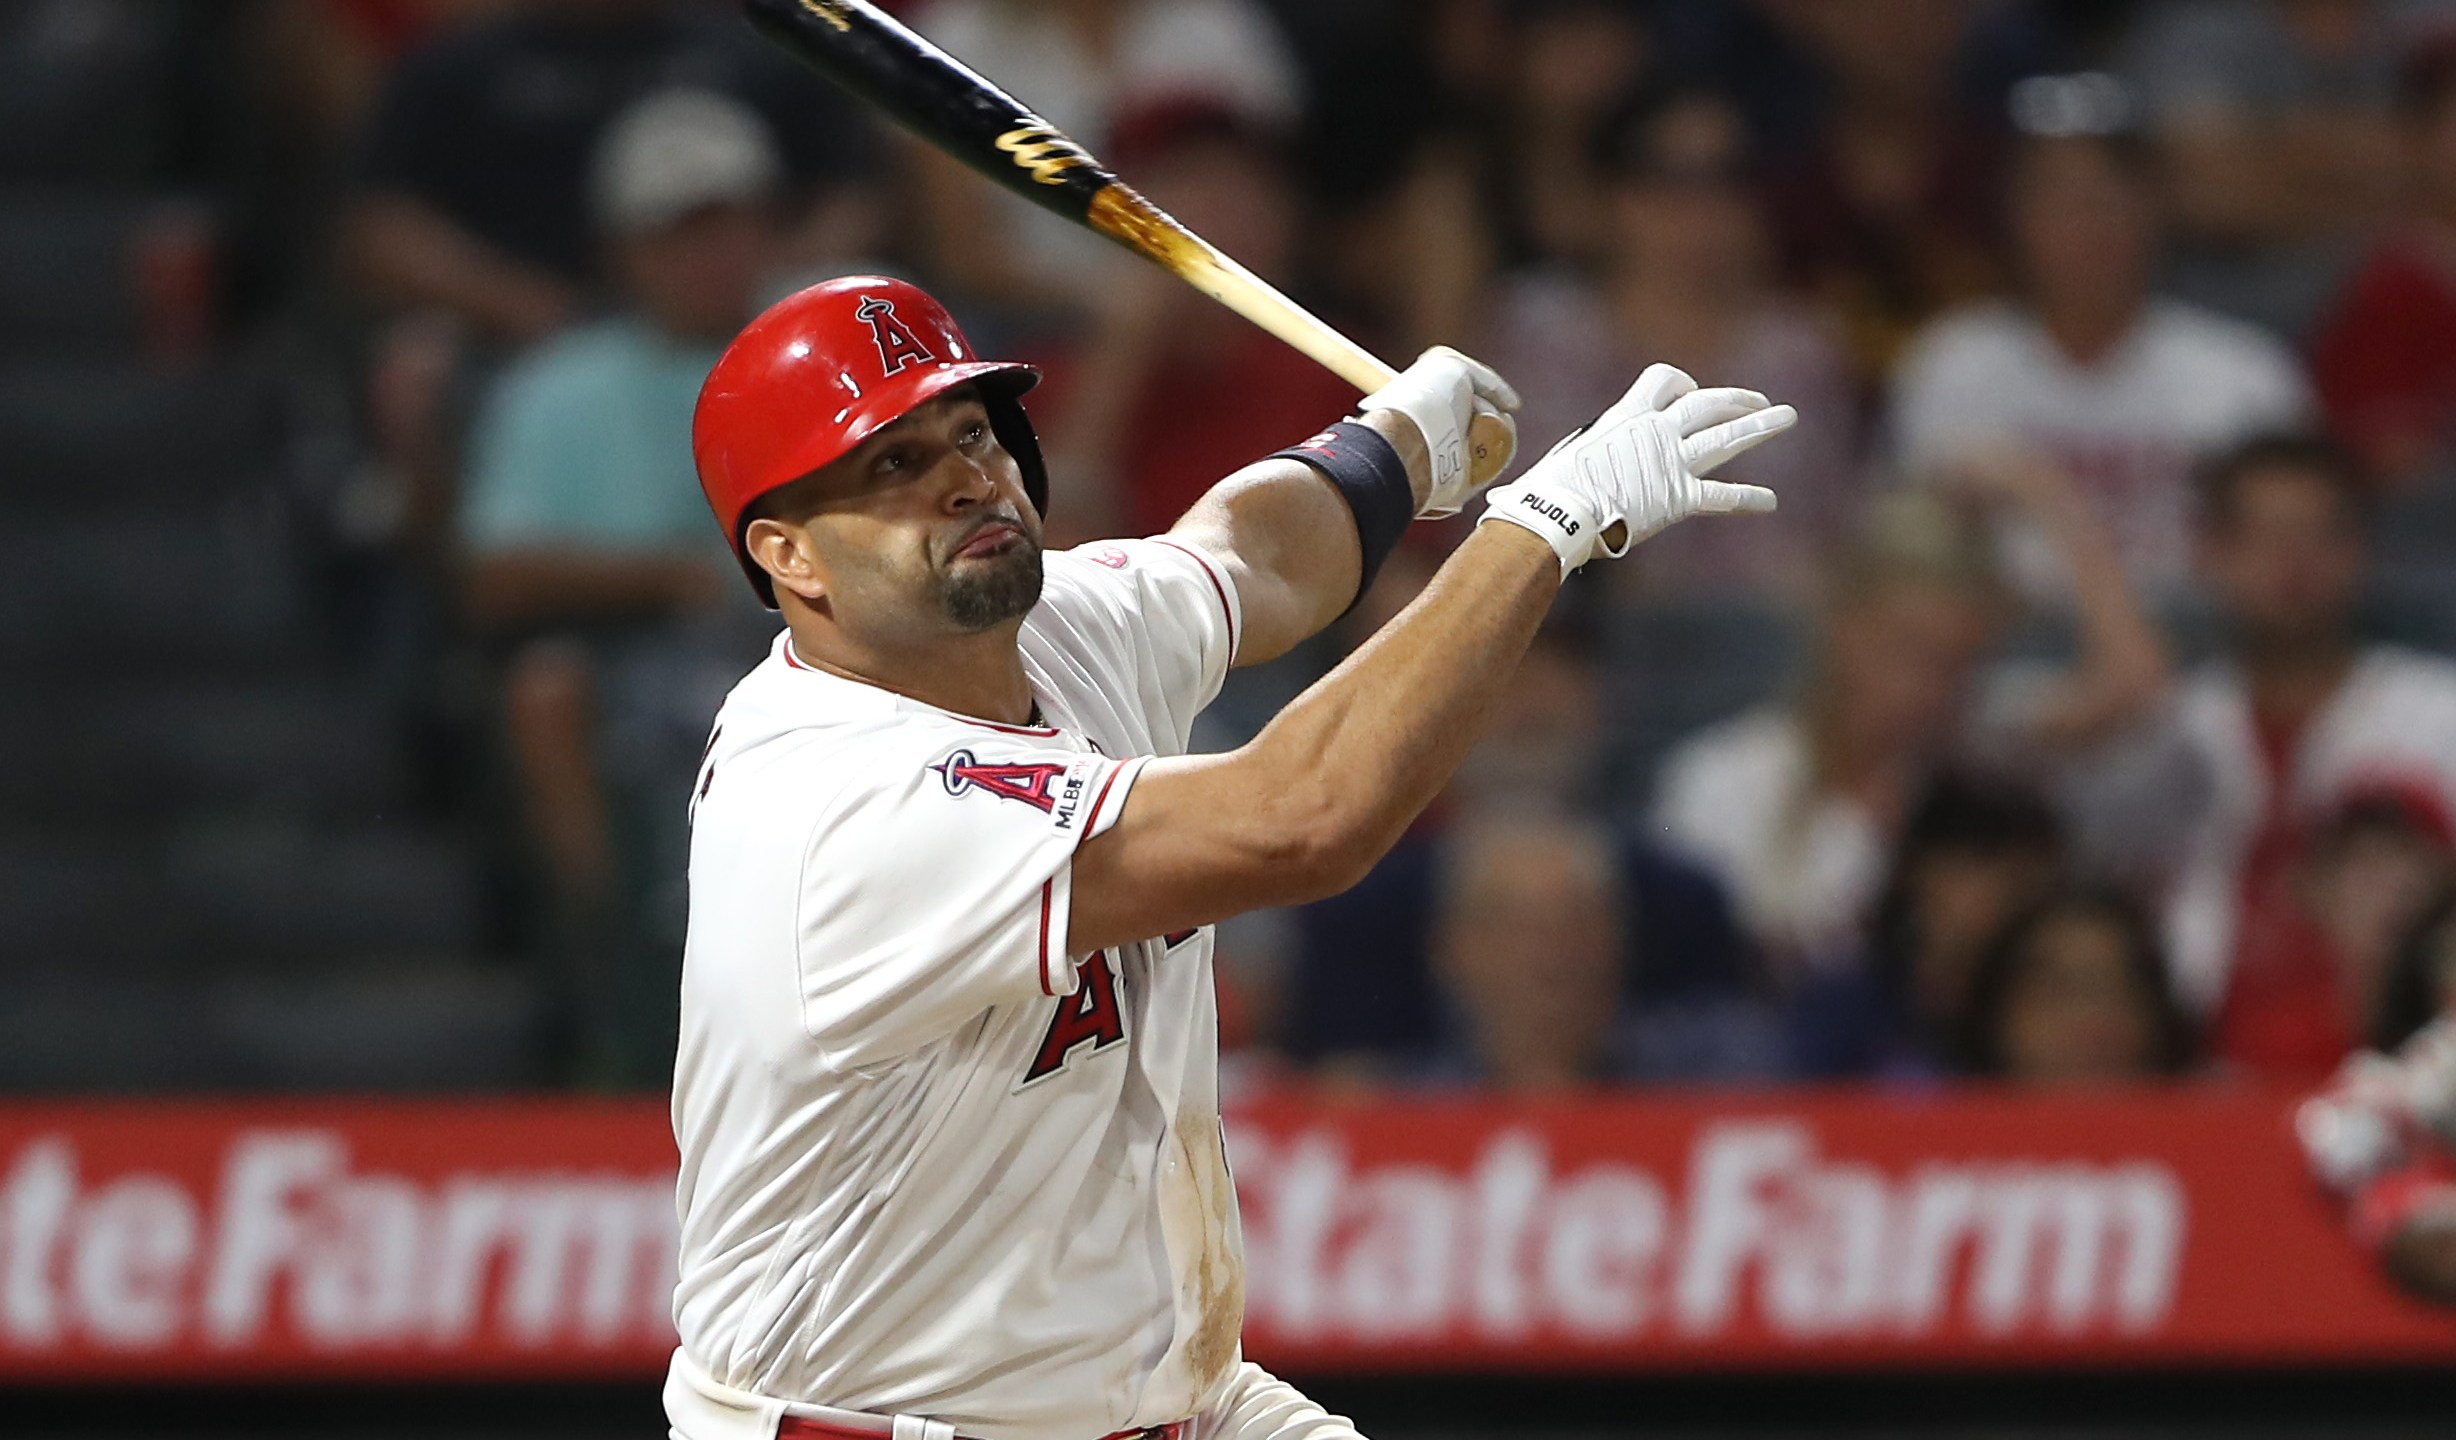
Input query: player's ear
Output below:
<box><xmin>745</xmin><ymin>517</ymin><xmax>828</xmax><ymax>605</ymax></box>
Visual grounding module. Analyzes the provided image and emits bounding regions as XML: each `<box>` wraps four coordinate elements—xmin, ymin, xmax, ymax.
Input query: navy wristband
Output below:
<box><xmin>1272</xmin><ymin>420</ymin><xmax>1414</xmax><ymax>610</ymax></box>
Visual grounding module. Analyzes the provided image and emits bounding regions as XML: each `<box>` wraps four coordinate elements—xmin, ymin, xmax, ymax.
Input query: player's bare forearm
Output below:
<box><xmin>1069</xmin><ymin>519</ymin><xmax>1558</xmax><ymax>953</ymax></box>
<box><xmin>1165</xmin><ymin>410</ymin><xmax>1431</xmax><ymax>666</ymax></box>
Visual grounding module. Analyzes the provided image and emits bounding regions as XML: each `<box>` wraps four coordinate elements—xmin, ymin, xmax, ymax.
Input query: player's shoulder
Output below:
<box><xmin>1041</xmin><ymin>535</ymin><xmax>1226</xmax><ymax>591</ymax></box>
<box><xmin>702</xmin><ymin>645</ymin><xmax>1078</xmax><ymax>837</ymax></box>
<box><xmin>707</xmin><ymin>637</ymin><xmax>953</xmax><ymax>774</ymax></box>
<box><xmin>1033</xmin><ymin>536</ymin><xmax>1233</xmax><ymax>633</ymax></box>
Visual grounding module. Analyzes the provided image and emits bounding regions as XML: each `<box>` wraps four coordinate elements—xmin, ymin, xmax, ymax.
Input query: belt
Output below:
<box><xmin>779</xmin><ymin>1419</ymin><xmax>1185</xmax><ymax>1440</ymax></box>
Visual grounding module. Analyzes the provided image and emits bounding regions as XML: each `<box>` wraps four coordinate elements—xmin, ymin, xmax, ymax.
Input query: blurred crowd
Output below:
<box><xmin>81</xmin><ymin>0</ymin><xmax>2456</xmax><ymax>1095</ymax></box>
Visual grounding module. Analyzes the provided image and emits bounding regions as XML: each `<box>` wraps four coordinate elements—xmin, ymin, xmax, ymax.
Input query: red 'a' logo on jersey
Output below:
<box><xmin>856</xmin><ymin>294</ymin><xmax>936</xmax><ymax>377</ymax></box>
<box><xmin>931</xmin><ymin>749</ymin><xmax>1065</xmax><ymax>812</ymax></box>
<box><xmin>1024</xmin><ymin>949</ymin><xmax>1125</xmax><ymax>1083</ymax></box>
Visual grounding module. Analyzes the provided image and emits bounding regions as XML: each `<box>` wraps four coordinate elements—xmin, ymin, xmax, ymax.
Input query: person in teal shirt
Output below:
<box><xmin>458</xmin><ymin>90</ymin><xmax>790</xmax><ymax>1087</ymax></box>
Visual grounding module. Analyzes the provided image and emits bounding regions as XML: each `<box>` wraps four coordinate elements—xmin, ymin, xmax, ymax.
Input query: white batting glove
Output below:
<box><xmin>1476</xmin><ymin>363</ymin><xmax>1796</xmax><ymax>576</ymax></box>
<box><xmin>1357</xmin><ymin>345</ymin><xmax>1522</xmax><ymax>518</ymax></box>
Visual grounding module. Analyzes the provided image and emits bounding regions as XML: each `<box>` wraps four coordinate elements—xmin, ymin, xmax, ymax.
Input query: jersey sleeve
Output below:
<box><xmin>1035</xmin><ymin>538</ymin><xmax>1241</xmax><ymax>751</ymax></box>
<box><xmin>791</xmin><ymin>732</ymin><xmax>1146</xmax><ymax>1069</ymax></box>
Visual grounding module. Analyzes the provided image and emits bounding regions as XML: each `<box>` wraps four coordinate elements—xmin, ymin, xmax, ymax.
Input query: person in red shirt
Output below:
<box><xmin>2309</xmin><ymin>35</ymin><xmax>2456</xmax><ymax>488</ymax></box>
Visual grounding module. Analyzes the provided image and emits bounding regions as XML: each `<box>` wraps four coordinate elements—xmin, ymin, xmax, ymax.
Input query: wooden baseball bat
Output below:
<box><xmin>742</xmin><ymin>0</ymin><xmax>1512</xmax><ymax>483</ymax></box>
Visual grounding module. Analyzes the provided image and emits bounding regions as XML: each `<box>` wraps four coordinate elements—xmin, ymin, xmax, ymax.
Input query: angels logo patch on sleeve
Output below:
<box><xmin>932</xmin><ymin>750</ymin><xmax>1069</xmax><ymax>811</ymax></box>
<box><xmin>929</xmin><ymin>748</ymin><xmax>1124</xmax><ymax>836</ymax></box>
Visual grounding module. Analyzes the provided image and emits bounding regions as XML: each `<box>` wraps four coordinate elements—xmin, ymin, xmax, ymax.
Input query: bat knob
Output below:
<box><xmin>1466</xmin><ymin>408</ymin><xmax>1516</xmax><ymax>489</ymax></box>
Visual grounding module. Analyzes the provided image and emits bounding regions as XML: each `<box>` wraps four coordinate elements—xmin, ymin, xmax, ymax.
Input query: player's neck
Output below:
<box><xmin>787</xmin><ymin>618</ymin><xmax>1041</xmax><ymax>727</ymax></box>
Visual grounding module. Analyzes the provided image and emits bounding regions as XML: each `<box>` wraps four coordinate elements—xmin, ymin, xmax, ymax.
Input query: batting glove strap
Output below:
<box><xmin>1477</xmin><ymin>475</ymin><xmax>1627</xmax><ymax>577</ymax></box>
<box><xmin>1358</xmin><ymin>345</ymin><xmax>1523</xmax><ymax>518</ymax></box>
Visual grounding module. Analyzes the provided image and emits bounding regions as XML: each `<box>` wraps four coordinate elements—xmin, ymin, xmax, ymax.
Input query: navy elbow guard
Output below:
<box><xmin>1272</xmin><ymin>420</ymin><xmax>1414</xmax><ymax>610</ymax></box>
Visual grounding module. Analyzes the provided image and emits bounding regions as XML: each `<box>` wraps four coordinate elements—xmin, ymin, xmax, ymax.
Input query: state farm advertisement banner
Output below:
<box><xmin>0</xmin><ymin>1100</ymin><xmax>678</xmax><ymax>1381</ymax></box>
<box><xmin>1227</xmin><ymin>1090</ymin><xmax>2456</xmax><ymax>1370</ymax></box>
<box><xmin>1</xmin><ymin>1090</ymin><xmax>2454</xmax><ymax>1381</ymax></box>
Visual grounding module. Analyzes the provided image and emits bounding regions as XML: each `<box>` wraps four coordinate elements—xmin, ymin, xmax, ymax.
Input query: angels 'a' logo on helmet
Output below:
<box><xmin>856</xmin><ymin>294</ymin><xmax>937</xmax><ymax>377</ymax></box>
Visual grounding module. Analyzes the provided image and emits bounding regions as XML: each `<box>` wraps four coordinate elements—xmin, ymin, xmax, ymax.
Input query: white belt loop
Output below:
<box><xmin>890</xmin><ymin>1416</ymin><xmax>956</xmax><ymax>1440</ymax></box>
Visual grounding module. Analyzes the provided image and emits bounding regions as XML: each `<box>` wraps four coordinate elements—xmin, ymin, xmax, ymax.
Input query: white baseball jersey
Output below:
<box><xmin>668</xmin><ymin>537</ymin><xmax>1253</xmax><ymax>1440</ymax></box>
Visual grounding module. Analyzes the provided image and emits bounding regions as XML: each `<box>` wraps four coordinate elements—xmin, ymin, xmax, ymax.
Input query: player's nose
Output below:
<box><xmin>937</xmin><ymin>447</ymin><xmax>998</xmax><ymax>513</ymax></box>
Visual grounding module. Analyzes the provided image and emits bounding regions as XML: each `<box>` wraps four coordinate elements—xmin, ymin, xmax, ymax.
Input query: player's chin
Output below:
<box><xmin>938</xmin><ymin>537</ymin><xmax>1044</xmax><ymax>630</ymax></box>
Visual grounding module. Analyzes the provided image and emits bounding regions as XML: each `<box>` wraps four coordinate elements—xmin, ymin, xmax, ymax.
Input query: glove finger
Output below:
<box><xmin>1398</xmin><ymin>347</ymin><xmax>1475</xmax><ymax>426</ymax></box>
<box><xmin>1664</xmin><ymin>386</ymin><xmax>1772</xmax><ymax>438</ymax></box>
<box><xmin>1681</xmin><ymin>403</ymin><xmax>1798</xmax><ymax>475</ymax></box>
<box><xmin>1429</xmin><ymin>345</ymin><xmax>1524</xmax><ymax>413</ymax></box>
<box><xmin>1624</xmin><ymin>362</ymin><xmax>1697</xmax><ymax>414</ymax></box>
<box><xmin>1696</xmin><ymin>479</ymin><xmax>1778</xmax><ymax>515</ymax></box>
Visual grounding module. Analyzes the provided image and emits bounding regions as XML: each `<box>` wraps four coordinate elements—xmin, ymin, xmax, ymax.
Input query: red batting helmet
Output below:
<box><xmin>692</xmin><ymin>275</ymin><xmax>1045</xmax><ymax>606</ymax></box>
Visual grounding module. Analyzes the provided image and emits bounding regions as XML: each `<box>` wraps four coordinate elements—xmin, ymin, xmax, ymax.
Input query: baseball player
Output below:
<box><xmin>665</xmin><ymin>274</ymin><xmax>1795</xmax><ymax>1440</ymax></box>
<box><xmin>2299</xmin><ymin>1014</ymin><xmax>2456</xmax><ymax>1304</ymax></box>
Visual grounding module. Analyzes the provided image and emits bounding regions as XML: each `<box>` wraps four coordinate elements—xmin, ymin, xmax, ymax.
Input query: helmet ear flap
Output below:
<box><xmin>733</xmin><ymin>516</ymin><xmax>780</xmax><ymax>610</ymax></box>
<box><xmin>980</xmin><ymin>382</ymin><xmax>1047</xmax><ymax>517</ymax></box>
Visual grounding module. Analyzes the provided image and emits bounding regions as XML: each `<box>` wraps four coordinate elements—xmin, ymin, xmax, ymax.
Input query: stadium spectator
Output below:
<box><xmin>1270</xmin><ymin>2</ymin><xmax>1658</xmax><ymax>357</ymax></box>
<box><xmin>1960</xmin><ymin>887</ymin><xmax>2195</xmax><ymax>1084</ymax></box>
<box><xmin>1757</xmin><ymin>0</ymin><xmax>2007</xmax><ymax>393</ymax></box>
<box><xmin>2118</xmin><ymin>0</ymin><xmax>2402</xmax><ymax>337</ymax></box>
<box><xmin>908</xmin><ymin>0</ymin><xmax>1300</xmax><ymax>322</ymax></box>
<box><xmin>1484</xmin><ymin>88</ymin><xmax>1860</xmax><ymax>600</ymax></box>
<box><xmin>2310</xmin><ymin>34</ymin><xmax>2456</xmax><ymax>491</ymax></box>
<box><xmin>1503</xmin><ymin>0</ymin><xmax>1657</xmax><ymax>271</ymax></box>
<box><xmin>1282</xmin><ymin>620</ymin><xmax>1765</xmax><ymax>1080</ymax></box>
<box><xmin>455</xmin><ymin>89</ymin><xmax>784</xmax><ymax>1085</ymax></box>
<box><xmin>2164</xmin><ymin>434</ymin><xmax>2456</xmax><ymax>1081</ymax></box>
<box><xmin>1790</xmin><ymin>769</ymin><xmax>2067</xmax><ymax>1079</ymax></box>
<box><xmin>1891</xmin><ymin>114</ymin><xmax>2314</xmax><ymax>603</ymax></box>
<box><xmin>1423</xmin><ymin>813</ymin><xmax>1783</xmax><ymax>1090</ymax></box>
<box><xmin>346</xmin><ymin>0</ymin><xmax>872</xmax><ymax>343</ymax></box>
<box><xmin>1651</xmin><ymin>467</ymin><xmax>2171</xmax><ymax>982</ymax></box>
<box><xmin>1037</xmin><ymin>101</ymin><xmax>1357</xmax><ymax>545</ymax></box>
<box><xmin>2300</xmin><ymin>792</ymin><xmax>2456</xmax><ymax>1037</ymax></box>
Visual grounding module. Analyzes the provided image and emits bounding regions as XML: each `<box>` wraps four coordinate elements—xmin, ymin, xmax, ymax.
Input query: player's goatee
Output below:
<box><xmin>940</xmin><ymin>533</ymin><xmax>1043</xmax><ymax>630</ymax></box>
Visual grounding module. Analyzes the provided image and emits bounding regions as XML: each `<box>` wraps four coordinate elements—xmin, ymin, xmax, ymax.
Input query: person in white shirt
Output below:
<box><xmin>1891</xmin><ymin>122</ymin><xmax>2313</xmax><ymax>601</ymax></box>
<box><xmin>666</xmin><ymin>274</ymin><xmax>1795</xmax><ymax>1440</ymax></box>
<box><xmin>1651</xmin><ymin>452</ymin><xmax>2175</xmax><ymax>982</ymax></box>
